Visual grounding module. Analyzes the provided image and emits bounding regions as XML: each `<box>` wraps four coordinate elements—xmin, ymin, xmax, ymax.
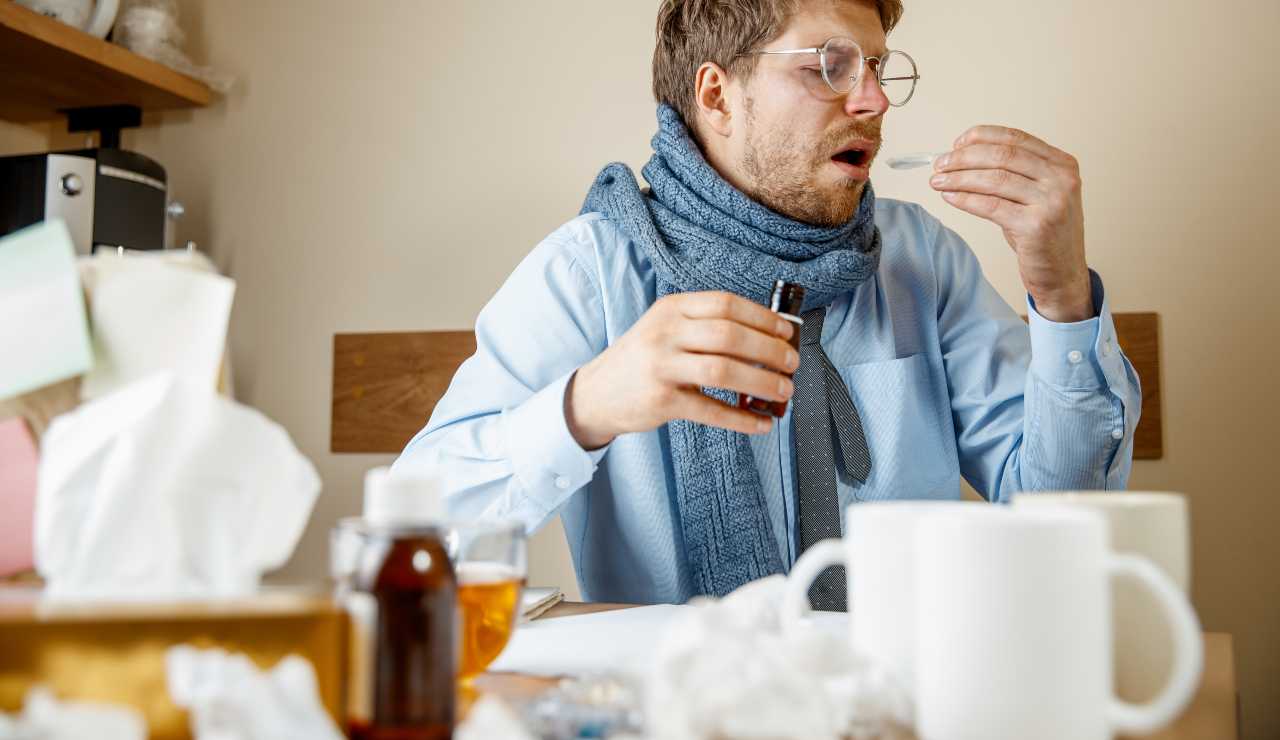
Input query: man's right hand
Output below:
<box><xmin>565</xmin><ymin>291</ymin><xmax>799</xmax><ymax>450</ymax></box>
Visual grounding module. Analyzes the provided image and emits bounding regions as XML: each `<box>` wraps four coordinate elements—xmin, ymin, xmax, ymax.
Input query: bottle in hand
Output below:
<box><xmin>738</xmin><ymin>279</ymin><xmax>805</xmax><ymax>418</ymax></box>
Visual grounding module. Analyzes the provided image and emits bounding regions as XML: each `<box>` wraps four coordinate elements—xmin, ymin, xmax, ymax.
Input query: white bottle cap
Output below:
<box><xmin>363</xmin><ymin>466</ymin><xmax>445</xmax><ymax>527</ymax></box>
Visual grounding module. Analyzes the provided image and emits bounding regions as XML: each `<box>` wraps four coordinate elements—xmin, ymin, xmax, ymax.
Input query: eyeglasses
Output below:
<box><xmin>745</xmin><ymin>37</ymin><xmax>920</xmax><ymax>106</ymax></box>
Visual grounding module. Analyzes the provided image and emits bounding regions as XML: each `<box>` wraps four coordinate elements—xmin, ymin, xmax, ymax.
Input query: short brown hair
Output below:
<box><xmin>652</xmin><ymin>0</ymin><xmax>904</xmax><ymax>135</ymax></box>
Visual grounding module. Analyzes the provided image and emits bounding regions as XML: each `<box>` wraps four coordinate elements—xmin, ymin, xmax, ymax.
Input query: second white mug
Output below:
<box><xmin>781</xmin><ymin>502</ymin><xmax>1204</xmax><ymax>739</ymax></box>
<box><xmin>914</xmin><ymin>506</ymin><xmax>1202</xmax><ymax>740</ymax></box>
<box><xmin>1013</xmin><ymin>491</ymin><xmax>1191</xmax><ymax>701</ymax></box>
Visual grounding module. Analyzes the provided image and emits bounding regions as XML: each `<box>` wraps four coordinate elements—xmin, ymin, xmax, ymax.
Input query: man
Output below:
<box><xmin>394</xmin><ymin>0</ymin><xmax>1139</xmax><ymax>607</ymax></box>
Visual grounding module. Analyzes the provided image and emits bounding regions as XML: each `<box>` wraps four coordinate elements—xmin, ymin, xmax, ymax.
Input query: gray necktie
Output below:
<box><xmin>792</xmin><ymin>308</ymin><xmax>872</xmax><ymax>611</ymax></box>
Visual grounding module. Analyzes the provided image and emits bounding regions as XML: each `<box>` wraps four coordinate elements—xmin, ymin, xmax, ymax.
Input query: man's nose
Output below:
<box><xmin>843</xmin><ymin>66</ymin><xmax>890</xmax><ymax>118</ymax></box>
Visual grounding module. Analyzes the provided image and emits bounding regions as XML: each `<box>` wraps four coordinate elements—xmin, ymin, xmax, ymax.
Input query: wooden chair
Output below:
<box><xmin>331</xmin><ymin>331</ymin><xmax>475</xmax><ymax>454</ymax></box>
<box><xmin>332</xmin><ymin>313</ymin><xmax>1161</xmax><ymax>459</ymax></box>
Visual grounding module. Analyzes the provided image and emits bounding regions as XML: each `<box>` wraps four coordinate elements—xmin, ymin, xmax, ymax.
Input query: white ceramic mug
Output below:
<box><xmin>914</xmin><ymin>506</ymin><xmax>1202</xmax><ymax>740</ymax></box>
<box><xmin>1013</xmin><ymin>491</ymin><xmax>1190</xmax><ymax>701</ymax></box>
<box><xmin>16</xmin><ymin>0</ymin><xmax>118</xmax><ymax>37</ymax></box>
<box><xmin>779</xmin><ymin>501</ymin><xmax>981</xmax><ymax>694</ymax></box>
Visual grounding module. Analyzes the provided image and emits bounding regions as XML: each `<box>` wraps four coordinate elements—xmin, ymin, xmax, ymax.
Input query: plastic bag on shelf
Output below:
<box><xmin>113</xmin><ymin>0</ymin><xmax>234</xmax><ymax>93</ymax></box>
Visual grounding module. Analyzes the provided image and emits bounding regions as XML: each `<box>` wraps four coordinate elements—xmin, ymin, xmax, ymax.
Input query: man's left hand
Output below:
<box><xmin>929</xmin><ymin>125</ymin><xmax>1094</xmax><ymax>323</ymax></box>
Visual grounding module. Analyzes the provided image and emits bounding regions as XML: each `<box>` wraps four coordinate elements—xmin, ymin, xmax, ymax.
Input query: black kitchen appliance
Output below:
<box><xmin>0</xmin><ymin>106</ymin><xmax>171</xmax><ymax>255</ymax></box>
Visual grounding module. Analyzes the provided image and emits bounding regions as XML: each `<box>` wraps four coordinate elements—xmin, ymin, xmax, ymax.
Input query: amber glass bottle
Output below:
<box><xmin>738</xmin><ymin>279</ymin><xmax>805</xmax><ymax>417</ymax></box>
<box><xmin>346</xmin><ymin>468</ymin><xmax>456</xmax><ymax>740</ymax></box>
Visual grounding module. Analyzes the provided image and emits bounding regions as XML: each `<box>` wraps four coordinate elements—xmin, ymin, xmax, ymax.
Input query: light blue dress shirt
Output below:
<box><xmin>394</xmin><ymin>198</ymin><xmax>1140</xmax><ymax>604</ymax></box>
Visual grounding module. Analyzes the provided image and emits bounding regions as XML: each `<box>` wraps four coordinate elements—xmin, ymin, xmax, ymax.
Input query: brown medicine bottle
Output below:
<box><xmin>738</xmin><ymin>279</ymin><xmax>805</xmax><ymax>418</ymax></box>
<box><xmin>346</xmin><ymin>467</ymin><xmax>456</xmax><ymax>740</ymax></box>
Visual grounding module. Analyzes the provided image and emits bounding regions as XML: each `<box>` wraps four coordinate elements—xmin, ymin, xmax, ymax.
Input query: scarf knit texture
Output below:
<box><xmin>580</xmin><ymin>104</ymin><xmax>881</xmax><ymax>598</ymax></box>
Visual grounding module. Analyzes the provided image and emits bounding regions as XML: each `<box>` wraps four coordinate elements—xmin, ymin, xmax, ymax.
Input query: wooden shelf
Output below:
<box><xmin>0</xmin><ymin>0</ymin><xmax>211</xmax><ymax>123</ymax></box>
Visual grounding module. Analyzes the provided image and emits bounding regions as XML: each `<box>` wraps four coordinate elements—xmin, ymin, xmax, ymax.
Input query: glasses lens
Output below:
<box><xmin>822</xmin><ymin>38</ymin><xmax>862</xmax><ymax>94</ymax></box>
<box><xmin>878</xmin><ymin>50</ymin><xmax>918</xmax><ymax>106</ymax></box>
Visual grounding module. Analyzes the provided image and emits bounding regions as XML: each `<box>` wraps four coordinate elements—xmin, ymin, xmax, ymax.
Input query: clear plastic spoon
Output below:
<box><xmin>885</xmin><ymin>151</ymin><xmax>950</xmax><ymax>170</ymax></box>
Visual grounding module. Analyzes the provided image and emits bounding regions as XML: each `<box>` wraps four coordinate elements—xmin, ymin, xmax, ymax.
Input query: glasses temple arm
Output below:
<box><xmin>752</xmin><ymin>48</ymin><xmax>823</xmax><ymax>57</ymax></box>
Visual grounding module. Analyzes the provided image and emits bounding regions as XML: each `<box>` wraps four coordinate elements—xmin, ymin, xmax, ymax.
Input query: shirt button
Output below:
<box><xmin>1111</xmin><ymin>428</ymin><xmax>1124</xmax><ymax>440</ymax></box>
<box><xmin>1067</xmin><ymin>350</ymin><xmax>1084</xmax><ymax>365</ymax></box>
<box><xmin>554</xmin><ymin>475</ymin><xmax>571</xmax><ymax>490</ymax></box>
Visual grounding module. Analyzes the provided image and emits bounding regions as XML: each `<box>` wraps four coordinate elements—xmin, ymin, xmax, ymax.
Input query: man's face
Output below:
<box><xmin>722</xmin><ymin>1</ymin><xmax>891</xmax><ymax>226</ymax></box>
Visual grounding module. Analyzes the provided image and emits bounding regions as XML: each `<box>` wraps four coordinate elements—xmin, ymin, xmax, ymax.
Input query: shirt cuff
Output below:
<box><xmin>1026</xmin><ymin>269</ymin><xmax>1110</xmax><ymax>388</ymax></box>
<box><xmin>501</xmin><ymin>369</ymin><xmax>608</xmax><ymax>507</ymax></box>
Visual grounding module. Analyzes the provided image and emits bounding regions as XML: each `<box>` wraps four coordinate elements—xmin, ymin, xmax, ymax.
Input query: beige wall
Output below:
<box><xmin>5</xmin><ymin>1</ymin><xmax>1278</xmax><ymax>736</ymax></box>
<box><xmin>0</xmin><ymin>122</ymin><xmax>48</xmax><ymax>155</ymax></box>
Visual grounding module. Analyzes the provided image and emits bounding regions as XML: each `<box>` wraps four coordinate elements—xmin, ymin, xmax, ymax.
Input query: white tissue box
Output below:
<box><xmin>0</xmin><ymin>586</ymin><xmax>347</xmax><ymax>740</ymax></box>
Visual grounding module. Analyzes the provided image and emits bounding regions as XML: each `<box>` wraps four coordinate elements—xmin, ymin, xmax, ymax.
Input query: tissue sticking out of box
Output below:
<box><xmin>35</xmin><ymin>373</ymin><xmax>321</xmax><ymax>600</ymax></box>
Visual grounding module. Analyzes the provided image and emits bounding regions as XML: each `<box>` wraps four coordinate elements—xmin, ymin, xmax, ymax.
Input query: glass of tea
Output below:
<box><xmin>448</xmin><ymin>519</ymin><xmax>527</xmax><ymax>684</ymax></box>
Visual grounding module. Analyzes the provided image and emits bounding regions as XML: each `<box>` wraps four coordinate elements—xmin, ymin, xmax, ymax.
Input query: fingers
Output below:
<box><xmin>661</xmin><ymin>352</ymin><xmax>793</xmax><ymax>404</ymax></box>
<box><xmin>939</xmin><ymin>191</ymin><xmax>1027</xmax><ymax>231</ymax></box>
<box><xmin>930</xmin><ymin>167</ymin><xmax>1040</xmax><ymax>206</ymax></box>
<box><xmin>671</xmin><ymin>291</ymin><xmax>795</xmax><ymax>341</ymax></box>
<box><xmin>934</xmin><ymin>143</ymin><xmax>1052</xmax><ymax>183</ymax></box>
<box><xmin>671</xmin><ymin>389</ymin><xmax>774</xmax><ymax>436</ymax></box>
<box><xmin>952</xmin><ymin>125</ymin><xmax>1074</xmax><ymax>167</ymax></box>
<box><xmin>675</xmin><ymin>319</ymin><xmax>799</xmax><ymax>373</ymax></box>
<box><xmin>935</xmin><ymin>128</ymin><xmax>1080</xmax><ymax>232</ymax></box>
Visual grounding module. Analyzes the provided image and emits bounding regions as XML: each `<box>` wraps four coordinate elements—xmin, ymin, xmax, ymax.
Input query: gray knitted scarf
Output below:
<box><xmin>581</xmin><ymin>105</ymin><xmax>881</xmax><ymax>599</ymax></box>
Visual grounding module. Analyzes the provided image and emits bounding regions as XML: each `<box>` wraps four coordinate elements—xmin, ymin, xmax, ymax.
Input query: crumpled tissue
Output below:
<box><xmin>646</xmin><ymin>576</ymin><xmax>915</xmax><ymax>740</ymax></box>
<box><xmin>458</xmin><ymin>576</ymin><xmax>914</xmax><ymax>739</ymax></box>
<box><xmin>35</xmin><ymin>373</ymin><xmax>320</xmax><ymax>599</ymax></box>
<box><xmin>457</xmin><ymin>696</ymin><xmax>537</xmax><ymax>740</ymax></box>
<box><xmin>166</xmin><ymin>646</ymin><xmax>344</xmax><ymax>740</ymax></box>
<box><xmin>0</xmin><ymin>687</ymin><xmax>145</xmax><ymax>740</ymax></box>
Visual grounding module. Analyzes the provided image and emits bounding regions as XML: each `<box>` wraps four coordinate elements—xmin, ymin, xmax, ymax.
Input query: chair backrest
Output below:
<box><xmin>331</xmin><ymin>331</ymin><xmax>475</xmax><ymax>453</ymax></box>
<box><xmin>1111</xmin><ymin>312</ymin><xmax>1162</xmax><ymax>460</ymax></box>
<box><xmin>332</xmin><ymin>312</ymin><xmax>1161</xmax><ymax>458</ymax></box>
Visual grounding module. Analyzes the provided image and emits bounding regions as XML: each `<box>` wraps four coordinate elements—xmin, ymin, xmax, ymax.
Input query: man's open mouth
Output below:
<box><xmin>832</xmin><ymin>149</ymin><xmax>869</xmax><ymax>166</ymax></box>
<box><xmin>831</xmin><ymin>143</ymin><xmax>875</xmax><ymax>167</ymax></box>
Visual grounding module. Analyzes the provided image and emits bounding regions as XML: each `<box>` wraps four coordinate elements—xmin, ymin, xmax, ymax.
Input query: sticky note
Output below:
<box><xmin>0</xmin><ymin>417</ymin><xmax>38</xmax><ymax>576</ymax></box>
<box><xmin>80</xmin><ymin>258</ymin><xmax>235</xmax><ymax>400</ymax></box>
<box><xmin>0</xmin><ymin>220</ymin><xmax>93</xmax><ymax>400</ymax></box>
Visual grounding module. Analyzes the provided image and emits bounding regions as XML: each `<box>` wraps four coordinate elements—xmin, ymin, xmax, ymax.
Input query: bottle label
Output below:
<box><xmin>345</xmin><ymin>591</ymin><xmax>377</xmax><ymax>725</ymax></box>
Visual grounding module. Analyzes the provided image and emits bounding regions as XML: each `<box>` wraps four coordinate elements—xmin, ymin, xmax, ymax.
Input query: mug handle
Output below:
<box><xmin>1106</xmin><ymin>553</ymin><xmax>1204</xmax><ymax>735</ymax></box>
<box><xmin>779</xmin><ymin>538</ymin><xmax>846</xmax><ymax>634</ymax></box>
<box><xmin>85</xmin><ymin>0</ymin><xmax>119</xmax><ymax>38</ymax></box>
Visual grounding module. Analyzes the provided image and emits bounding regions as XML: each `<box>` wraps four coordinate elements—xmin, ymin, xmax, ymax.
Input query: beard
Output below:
<box><xmin>740</xmin><ymin>98</ymin><xmax>882</xmax><ymax>227</ymax></box>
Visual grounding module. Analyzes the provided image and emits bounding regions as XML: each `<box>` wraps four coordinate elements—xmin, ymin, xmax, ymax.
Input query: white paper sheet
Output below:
<box><xmin>80</xmin><ymin>257</ymin><xmax>234</xmax><ymax>400</ymax></box>
<box><xmin>490</xmin><ymin>604</ymin><xmax>690</xmax><ymax>678</ymax></box>
<box><xmin>519</xmin><ymin>586</ymin><xmax>563</xmax><ymax>621</ymax></box>
<box><xmin>0</xmin><ymin>221</ymin><xmax>92</xmax><ymax>400</ymax></box>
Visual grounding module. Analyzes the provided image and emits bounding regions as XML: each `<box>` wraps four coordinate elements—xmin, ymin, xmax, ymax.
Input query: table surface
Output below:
<box><xmin>472</xmin><ymin>602</ymin><xmax>1239</xmax><ymax>740</ymax></box>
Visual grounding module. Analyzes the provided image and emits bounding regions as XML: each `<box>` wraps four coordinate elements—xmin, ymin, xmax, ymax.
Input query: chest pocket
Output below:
<box><xmin>834</xmin><ymin>353</ymin><xmax>959</xmax><ymax>502</ymax></box>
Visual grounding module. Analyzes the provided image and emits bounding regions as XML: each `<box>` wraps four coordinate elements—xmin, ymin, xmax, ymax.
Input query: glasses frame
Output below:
<box><xmin>746</xmin><ymin>37</ymin><xmax>920</xmax><ymax>106</ymax></box>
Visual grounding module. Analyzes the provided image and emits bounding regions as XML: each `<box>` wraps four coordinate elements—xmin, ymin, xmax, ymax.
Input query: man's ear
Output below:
<box><xmin>693</xmin><ymin>62</ymin><xmax>735</xmax><ymax>139</ymax></box>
